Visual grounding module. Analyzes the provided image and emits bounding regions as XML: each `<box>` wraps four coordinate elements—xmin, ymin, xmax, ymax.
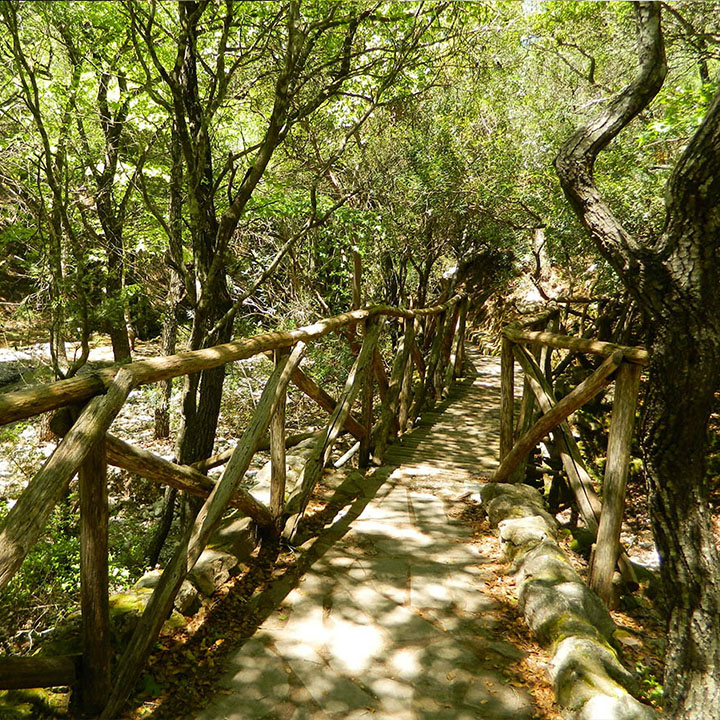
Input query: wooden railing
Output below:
<box><xmin>0</xmin><ymin>294</ymin><xmax>468</xmax><ymax>717</ymax></box>
<box><xmin>495</xmin><ymin>312</ymin><xmax>648</xmax><ymax>608</ymax></box>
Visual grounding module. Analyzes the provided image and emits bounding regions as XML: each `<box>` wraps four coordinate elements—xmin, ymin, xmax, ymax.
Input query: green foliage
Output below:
<box><xmin>636</xmin><ymin>662</ymin><xmax>664</xmax><ymax>706</ymax></box>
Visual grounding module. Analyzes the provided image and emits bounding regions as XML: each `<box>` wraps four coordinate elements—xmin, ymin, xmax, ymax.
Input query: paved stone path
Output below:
<box><xmin>197</xmin><ymin>351</ymin><xmax>538</xmax><ymax>720</ymax></box>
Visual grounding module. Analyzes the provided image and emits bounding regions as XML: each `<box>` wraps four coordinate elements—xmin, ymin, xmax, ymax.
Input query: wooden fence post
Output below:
<box><xmin>270</xmin><ymin>347</ymin><xmax>290</xmax><ymax>529</ymax></box>
<box><xmin>512</xmin><ymin>344</ymin><xmax>638</xmax><ymax>588</ymax></box>
<box><xmin>358</xmin><ymin>317</ymin><xmax>377</xmax><ymax>468</ymax></box>
<box><xmin>590</xmin><ymin>361</ymin><xmax>642</xmax><ymax>606</ymax></box>
<box><xmin>500</xmin><ymin>337</ymin><xmax>515</xmax><ymax>462</ymax></box>
<box><xmin>0</xmin><ymin>367</ymin><xmax>135</xmax><ymax>592</ymax></box>
<box><xmin>284</xmin><ymin>318</ymin><xmax>384</xmax><ymax>529</ymax></box>
<box><xmin>453</xmin><ymin>297</ymin><xmax>469</xmax><ymax>380</ymax></box>
<box><xmin>78</xmin><ymin>435</ymin><xmax>110</xmax><ymax>715</ymax></box>
<box><xmin>372</xmin><ymin>317</ymin><xmax>416</xmax><ymax>464</ymax></box>
<box><xmin>436</xmin><ymin>303</ymin><xmax>460</xmax><ymax>397</ymax></box>
<box><xmin>494</xmin><ymin>351</ymin><xmax>622</xmax><ymax>483</ymax></box>
<box><xmin>510</xmin><ymin>372</ymin><xmax>537</xmax><ymax>484</ymax></box>
<box><xmin>416</xmin><ymin>309</ymin><xmax>447</xmax><ymax>413</ymax></box>
<box><xmin>100</xmin><ymin>343</ymin><xmax>306</xmax><ymax>720</ymax></box>
<box><xmin>397</xmin><ymin>319</ymin><xmax>419</xmax><ymax>434</ymax></box>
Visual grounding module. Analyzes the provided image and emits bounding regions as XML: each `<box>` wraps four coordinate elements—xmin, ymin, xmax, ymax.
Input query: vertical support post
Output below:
<box><xmin>542</xmin><ymin>314</ymin><xmax>558</xmax><ymax>382</ymax></box>
<box><xmin>509</xmin><ymin>378</ymin><xmax>536</xmax><ymax>483</ymax></box>
<box><xmin>358</xmin><ymin>317</ymin><xmax>377</xmax><ymax>468</ymax></box>
<box><xmin>351</xmin><ymin>249</ymin><xmax>362</xmax><ymax>310</ymax></box>
<box><xmin>444</xmin><ymin>300</ymin><xmax>466</xmax><ymax>390</ymax></box>
<box><xmin>411</xmin><ymin>309</ymin><xmax>445</xmax><ymax>416</ymax></box>
<box><xmin>509</xmin><ymin>345</ymin><xmax>540</xmax><ymax>483</ymax></box>
<box><xmin>78</xmin><ymin>435</ymin><xmax>110</xmax><ymax>715</ymax></box>
<box><xmin>435</xmin><ymin>303</ymin><xmax>459</xmax><ymax>398</ymax></box>
<box><xmin>270</xmin><ymin>347</ymin><xmax>289</xmax><ymax>529</ymax></box>
<box><xmin>398</xmin><ymin>319</ymin><xmax>419</xmax><ymax>433</ymax></box>
<box><xmin>590</xmin><ymin>361</ymin><xmax>642</xmax><ymax>606</ymax></box>
<box><xmin>454</xmin><ymin>297</ymin><xmax>469</xmax><ymax>380</ymax></box>
<box><xmin>372</xmin><ymin>317</ymin><xmax>416</xmax><ymax>464</ymax></box>
<box><xmin>500</xmin><ymin>336</ymin><xmax>515</xmax><ymax>462</ymax></box>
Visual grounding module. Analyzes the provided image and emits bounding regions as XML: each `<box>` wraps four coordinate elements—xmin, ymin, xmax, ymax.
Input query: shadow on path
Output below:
<box><xmin>140</xmin><ymin>354</ymin><xmax>539</xmax><ymax>720</ymax></box>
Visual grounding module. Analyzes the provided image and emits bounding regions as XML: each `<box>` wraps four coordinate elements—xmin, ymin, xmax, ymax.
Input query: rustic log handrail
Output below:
<box><xmin>494</xmin><ymin>350</ymin><xmax>623</xmax><ymax>483</ymax></box>
<box><xmin>0</xmin><ymin>299</ymin><xmax>463</xmax><ymax>428</ymax></box>
<box><xmin>503</xmin><ymin>324</ymin><xmax>649</xmax><ymax>365</ymax></box>
<box><xmin>0</xmin><ymin>292</ymin><xmax>467</xmax><ymax>716</ymax></box>
<box><xmin>497</xmin><ymin>318</ymin><xmax>645</xmax><ymax>608</ymax></box>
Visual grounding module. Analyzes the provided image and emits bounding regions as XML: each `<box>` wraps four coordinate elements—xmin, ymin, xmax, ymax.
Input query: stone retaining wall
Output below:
<box><xmin>479</xmin><ymin>482</ymin><xmax>658</xmax><ymax>720</ymax></box>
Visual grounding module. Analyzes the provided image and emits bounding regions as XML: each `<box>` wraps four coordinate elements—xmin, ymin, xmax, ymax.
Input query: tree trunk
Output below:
<box><xmin>641</xmin><ymin>307</ymin><xmax>720</xmax><ymax>714</ymax></box>
<box><xmin>554</xmin><ymin>4</ymin><xmax>720</xmax><ymax>715</ymax></box>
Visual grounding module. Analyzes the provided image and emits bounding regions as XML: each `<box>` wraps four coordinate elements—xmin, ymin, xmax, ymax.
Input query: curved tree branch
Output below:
<box><xmin>554</xmin><ymin>2</ymin><xmax>667</xmax><ymax>279</ymax></box>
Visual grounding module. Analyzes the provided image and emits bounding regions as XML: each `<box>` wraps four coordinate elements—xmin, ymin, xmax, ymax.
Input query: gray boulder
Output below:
<box><xmin>189</xmin><ymin>548</ymin><xmax>238</xmax><ymax>596</ymax></box>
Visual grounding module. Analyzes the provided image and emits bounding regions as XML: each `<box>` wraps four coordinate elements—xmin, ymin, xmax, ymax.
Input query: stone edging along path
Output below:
<box><xmin>479</xmin><ymin>482</ymin><xmax>659</xmax><ymax>720</ymax></box>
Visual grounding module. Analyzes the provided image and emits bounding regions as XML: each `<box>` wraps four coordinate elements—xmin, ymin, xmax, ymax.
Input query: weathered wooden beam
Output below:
<box><xmin>358</xmin><ymin>319</ymin><xmax>377</xmax><ymax>468</ymax></box>
<box><xmin>437</xmin><ymin>303</ymin><xmax>460</xmax><ymax>397</ymax></box>
<box><xmin>513</xmin><ymin>346</ymin><xmax>638</xmax><ymax>588</ymax></box>
<box><xmin>499</xmin><ymin>337</ymin><xmax>515</xmax><ymax>462</ymax></box>
<box><xmin>0</xmin><ymin>298</ymin><xmax>465</xmax><ymax>428</ymax></box>
<box><xmin>285</xmin><ymin>365</ymin><xmax>366</xmax><ymax>441</ymax></box>
<box><xmin>510</xmin><ymin>372</ymin><xmax>538</xmax><ymax>484</ymax></box>
<box><xmin>270</xmin><ymin>348</ymin><xmax>289</xmax><ymax>527</ymax></box>
<box><xmin>372</xmin><ymin>317</ymin><xmax>416</xmax><ymax>465</ymax></box>
<box><xmin>494</xmin><ymin>350</ymin><xmax>622</xmax><ymax>483</ymax></box>
<box><xmin>516</xmin><ymin>346</ymin><xmax>603</xmax><ymax>528</ymax></box>
<box><xmin>590</xmin><ymin>362</ymin><xmax>642</xmax><ymax>606</ymax></box>
<box><xmin>191</xmin><ymin>430</ymin><xmax>316</xmax><ymax>473</ymax></box>
<box><xmin>285</xmin><ymin>319</ymin><xmax>384</xmax><ymax>528</ymax></box>
<box><xmin>397</xmin><ymin>320</ymin><xmax>419</xmax><ymax>433</ymax></box>
<box><xmin>411</xmin><ymin>338</ymin><xmax>426</xmax><ymax>379</ymax></box>
<box><xmin>412</xmin><ymin>306</ymin><xmax>450</xmax><ymax>415</ymax></box>
<box><xmin>0</xmin><ymin>655</ymin><xmax>80</xmax><ymax>690</ymax></box>
<box><xmin>451</xmin><ymin>297</ymin><xmax>469</xmax><ymax>381</ymax></box>
<box><xmin>0</xmin><ymin>368</ymin><xmax>135</xmax><ymax>592</ymax></box>
<box><xmin>100</xmin><ymin>342</ymin><xmax>306</xmax><ymax>720</ymax></box>
<box><xmin>105</xmin><ymin>435</ymin><xmax>273</xmax><ymax>526</ymax></box>
<box><xmin>333</xmin><ymin>441</ymin><xmax>360</xmax><ymax>469</ymax></box>
<box><xmin>373</xmin><ymin>349</ymin><xmax>390</xmax><ymax>401</ymax></box>
<box><xmin>503</xmin><ymin>325</ymin><xmax>649</xmax><ymax>365</ymax></box>
<box><xmin>78</xmin><ymin>436</ymin><xmax>110</xmax><ymax>714</ymax></box>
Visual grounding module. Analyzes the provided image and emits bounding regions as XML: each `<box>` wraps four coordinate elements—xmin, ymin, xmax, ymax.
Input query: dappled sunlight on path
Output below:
<box><xmin>197</xmin><ymin>352</ymin><xmax>538</xmax><ymax>719</ymax></box>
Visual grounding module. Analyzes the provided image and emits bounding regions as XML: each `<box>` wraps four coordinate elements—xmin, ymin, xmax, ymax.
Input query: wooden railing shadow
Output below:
<box><xmin>0</xmin><ymin>294</ymin><xmax>469</xmax><ymax>718</ymax></box>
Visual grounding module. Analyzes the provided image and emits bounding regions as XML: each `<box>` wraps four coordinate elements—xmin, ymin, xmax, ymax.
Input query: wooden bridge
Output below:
<box><xmin>0</xmin><ymin>297</ymin><xmax>650</xmax><ymax>719</ymax></box>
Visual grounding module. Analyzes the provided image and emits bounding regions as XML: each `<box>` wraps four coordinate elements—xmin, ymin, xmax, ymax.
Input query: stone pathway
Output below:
<box><xmin>197</xmin><ymin>351</ymin><xmax>538</xmax><ymax>719</ymax></box>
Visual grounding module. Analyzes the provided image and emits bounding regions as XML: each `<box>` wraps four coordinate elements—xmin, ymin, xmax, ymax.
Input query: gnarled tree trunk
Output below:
<box><xmin>555</xmin><ymin>3</ymin><xmax>720</xmax><ymax>717</ymax></box>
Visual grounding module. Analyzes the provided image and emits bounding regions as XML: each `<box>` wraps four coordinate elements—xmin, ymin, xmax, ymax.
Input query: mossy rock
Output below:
<box><xmin>208</xmin><ymin>511</ymin><xmax>257</xmax><ymax>560</ymax></box>
<box><xmin>134</xmin><ymin>570</ymin><xmax>200</xmax><ymax>615</ymax></box>
<box><xmin>0</xmin><ymin>687</ymin><xmax>69</xmax><ymax>718</ymax></box>
<box><xmin>551</xmin><ymin>637</ymin><xmax>648</xmax><ymax>716</ymax></box>
<box><xmin>520</xmin><ymin>580</ymin><xmax>613</xmax><ymax>646</ymax></box>
<box><xmin>109</xmin><ymin>589</ymin><xmax>186</xmax><ymax>648</ymax></box>
<box><xmin>251</xmin><ymin>455</ymin><xmax>307</xmax><ymax>506</ymax></box>
<box><xmin>35</xmin><ymin>614</ymin><xmax>83</xmax><ymax>657</ymax></box>
<box><xmin>498</xmin><ymin>515</ymin><xmax>557</xmax><ymax>560</ymax></box>
<box><xmin>188</xmin><ymin>548</ymin><xmax>238</xmax><ymax>596</ymax></box>
<box><xmin>569</xmin><ymin>527</ymin><xmax>596</xmax><ymax>558</ymax></box>
<box><xmin>516</xmin><ymin>539</ymin><xmax>581</xmax><ymax>586</ymax></box>
<box><xmin>480</xmin><ymin>483</ymin><xmax>555</xmax><ymax>528</ymax></box>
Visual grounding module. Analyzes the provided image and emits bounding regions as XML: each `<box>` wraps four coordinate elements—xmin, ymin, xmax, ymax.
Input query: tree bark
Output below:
<box><xmin>555</xmin><ymin>3</ymin><xmax>720</xmax><ymax>715</ymax></box>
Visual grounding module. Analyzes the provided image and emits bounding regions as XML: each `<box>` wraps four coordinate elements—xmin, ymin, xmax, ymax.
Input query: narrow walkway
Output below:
<box><xmin>198</xmin><ymin>350</ymin><xmax>536</xmax><ymax>720</ymax></box>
